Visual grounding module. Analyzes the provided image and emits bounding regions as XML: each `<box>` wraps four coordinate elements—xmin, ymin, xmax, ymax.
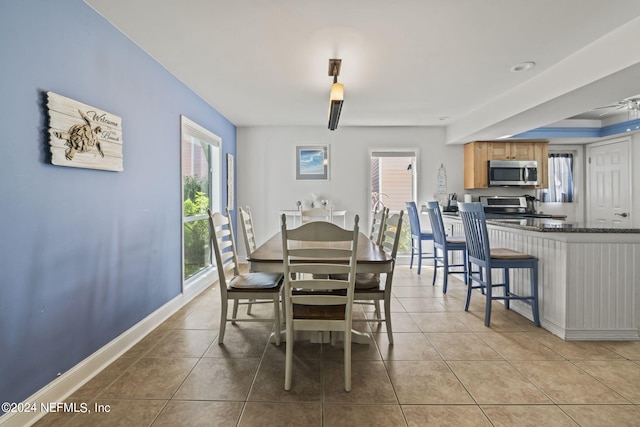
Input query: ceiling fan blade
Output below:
<box><xmin>597</xmin><ymin>103</ymin><xmax>627</xmax><ymax>116</ymax></box>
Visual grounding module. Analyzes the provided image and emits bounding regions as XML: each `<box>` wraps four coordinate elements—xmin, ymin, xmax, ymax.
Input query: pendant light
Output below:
<box><xmin>328</xmin><ymin>59</ymin><xmax>343</xmax><ymax>131</ymax></box>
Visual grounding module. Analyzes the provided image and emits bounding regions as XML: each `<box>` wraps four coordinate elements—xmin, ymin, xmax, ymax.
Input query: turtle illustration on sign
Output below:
<box><xmin>54</xmin><ymin>110</ymin><xmax>104</xmax><ymax>160</ymax></box>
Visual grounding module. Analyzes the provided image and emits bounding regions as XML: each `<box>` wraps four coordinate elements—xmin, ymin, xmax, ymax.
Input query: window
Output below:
<box><xmin>542</xmin><ymin>153</ymin><xmax>574</xmax><ymax>202</ymax></box>
<box><xmin>181</xmin><ymin>116</ymin><xmax>222</xmax><ymax>283</ymax></box>
<box><xmin>370</xmin><ymin>151</ymin><xmax>416</xmax><ymax>253</ymax></box>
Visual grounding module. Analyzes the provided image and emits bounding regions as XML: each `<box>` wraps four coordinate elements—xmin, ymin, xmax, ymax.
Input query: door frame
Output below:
<box><xmin>369</xmin><ymin>148</ymin><xmax>419</xmax><ymax>215</ymax></box>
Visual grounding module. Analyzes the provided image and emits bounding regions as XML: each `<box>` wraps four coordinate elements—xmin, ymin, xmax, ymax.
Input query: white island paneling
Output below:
<box><xmin>445</xmin><ymin>216</ymin><xmax>640</xmax><ymax>340</ymax></box>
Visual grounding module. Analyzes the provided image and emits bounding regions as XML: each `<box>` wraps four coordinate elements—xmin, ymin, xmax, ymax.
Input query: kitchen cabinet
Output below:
<box><xmin>487</xmin><ymin>141</ymin><xmax>534</xmax><ymax>160</ymax></box>
<box><xmin>464</xmin><ymin>142</ymin><xmax>488</xmax><ymax>189</ymax></box>
<box><xmin>464</xmin><ymin>140</ymin><xmax>548</xmax><ymax>189</ymax></box>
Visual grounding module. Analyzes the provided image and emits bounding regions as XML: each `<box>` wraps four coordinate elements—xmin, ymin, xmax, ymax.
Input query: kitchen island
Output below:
<box><xmin>443</xmin><ymin>215</ymin><xmax>640</xmax><ymax>340</ymax></box>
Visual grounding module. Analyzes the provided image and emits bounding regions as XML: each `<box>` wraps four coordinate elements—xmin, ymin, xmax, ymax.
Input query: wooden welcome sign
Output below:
<box><xmin>48</xmin><ymin>92</ymin><xmax>123</xmax><ymax>171</ymax></box>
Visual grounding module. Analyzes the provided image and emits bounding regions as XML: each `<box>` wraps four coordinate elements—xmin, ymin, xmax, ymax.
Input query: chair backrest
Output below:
<box><xmin>238</xmin><ymin>206</ymin><xmax>257</xmax><ymax>253</ymax></box>
<box><xmin>207</xmin><ymin>209</ymin><xmax>240</xmax><ymax>289</ymax></box>
<box><xmin>301</xmin><ymin>207</ymin><xmax>331</xmax><ymax>224</ymax></box>
<box><xmin>425</xmin><ymin>201</ymin><xmax>446</xmax><ymax>246</ymax></box>
<box><xmin>380</xmin><ymin>211</ymin><xmax>403</xmax><ymax>260</ymax></box>
<box><xmin>369</xmin><ymin>207</ymin><xmax>388</xmax><ymax>246</ymax></box>
<box><xmin>281</xmin><ymin>214</ymin><xmax>359</xmax><ymax>323</ymax></box>
<box><xmin>457</xmin><ymin>202</ymin><xmax>491</xmax><ymax>266</ymax></box>
<box><xmin>405</xmin><ymin>201</ymin><xmax>421</xmax><ymax>237</ymax></box>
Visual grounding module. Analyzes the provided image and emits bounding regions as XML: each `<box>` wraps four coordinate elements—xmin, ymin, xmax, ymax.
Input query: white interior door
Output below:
<box><xmin>586</xmin><ymin>138</ymin><xmax>631</xmax><ymax>226</ymax></box>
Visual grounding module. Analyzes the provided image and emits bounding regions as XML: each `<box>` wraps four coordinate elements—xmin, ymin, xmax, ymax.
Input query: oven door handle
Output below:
<box><xmin>523</xmin><ymin>166</ymin><xmax>529</xmax><ymax>183</ymax></box>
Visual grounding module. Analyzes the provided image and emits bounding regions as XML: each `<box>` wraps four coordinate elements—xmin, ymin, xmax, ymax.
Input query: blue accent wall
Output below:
<box><xmin>514</xmin><ymin>119</ymin><xmax>640</xmax><ymax>139</ymax></box>
<box><xmin>0</xmin><ymin>0</ymin><xmax>236</xmax><ymax>405</ymax></box>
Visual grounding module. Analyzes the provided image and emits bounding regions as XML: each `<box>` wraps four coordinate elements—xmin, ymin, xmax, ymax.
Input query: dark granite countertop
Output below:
<box><xmin>442</xmin><ymin>213</ymin><xmax>640</xmax><ymax>233</ymax></box>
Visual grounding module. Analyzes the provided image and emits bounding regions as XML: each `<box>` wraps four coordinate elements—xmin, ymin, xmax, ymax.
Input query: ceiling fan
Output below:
<box><xmin>594</xmin><ymin>98</ymin><xmax>640</xmax><ymax>116</ymax></box>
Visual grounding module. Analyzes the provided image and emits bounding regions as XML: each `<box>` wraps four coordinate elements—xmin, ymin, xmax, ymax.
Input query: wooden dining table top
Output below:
<box><xmin>247</xmin><ymin>232</ymin><xmax>394</xmax><ymax>274</ymax></box>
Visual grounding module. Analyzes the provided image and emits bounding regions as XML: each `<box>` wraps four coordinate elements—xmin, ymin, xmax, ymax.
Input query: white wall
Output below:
<box><xmin>236</xmin><ymin>126</ymin><xmax>463</xmax><ymax>257</ymax></box>
<box><xmin>236</xmin><ymin>127</ymin><xmax>640</xmax><ymax>259</ymax></box>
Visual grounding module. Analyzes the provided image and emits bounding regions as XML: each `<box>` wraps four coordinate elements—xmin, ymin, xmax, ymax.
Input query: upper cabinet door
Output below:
<box><xmin>510</xmin><ymin>142</ymin><xmax>535</xmax><ymax>160</ymax></box>
<box><xmin>487</xmin><ymin>142</ymin><xmax>511</xmax><ymax>160</ymax></box>
<box><xmin>487</xmin><ymin>142</ymin><xmax>534</xmax><ymax>160</ymax></box>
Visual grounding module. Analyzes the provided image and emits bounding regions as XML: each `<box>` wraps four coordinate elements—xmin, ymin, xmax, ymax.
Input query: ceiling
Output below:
<box><xmin>84</xmin><ymin>0</ymin><xmax>640</xmax><ymax>144</ymax></box>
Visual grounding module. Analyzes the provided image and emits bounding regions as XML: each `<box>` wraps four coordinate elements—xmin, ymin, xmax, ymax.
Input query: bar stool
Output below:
<box><xmin>458</xmin><ymin>202</ymin><xmax>540</xmax><ymax>327</ymax></box>
<box><xmin>425</xmin><ymin>201</ymin><xmax>467</xmax><ymax>294</ymax></box>
<box><xmin>405</xmin><ymin>201</ymin><xmax>434</xmax><ymax>274</ymax></box>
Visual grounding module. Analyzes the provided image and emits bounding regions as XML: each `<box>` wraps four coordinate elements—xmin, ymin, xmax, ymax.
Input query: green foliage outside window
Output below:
<box><xmin>184</xmin><ymin>175</ymin><xmax>211</xmax><ymax>278</ymax></box>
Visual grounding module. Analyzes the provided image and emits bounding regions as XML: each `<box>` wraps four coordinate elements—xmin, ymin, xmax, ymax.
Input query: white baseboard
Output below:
<box><xmin>0</xmin><ymin>273</ymin><xmax>215</xmax><ymax>427</ymax></box>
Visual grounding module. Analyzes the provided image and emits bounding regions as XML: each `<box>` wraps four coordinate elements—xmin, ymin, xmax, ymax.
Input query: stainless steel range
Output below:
<box><xmin>478</xmin><ymin>196</ymin><xmax>553</xmax><ymax>218</ymax></box>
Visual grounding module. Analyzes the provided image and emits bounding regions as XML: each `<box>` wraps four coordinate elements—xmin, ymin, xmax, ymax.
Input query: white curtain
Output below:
<box><xmin>544</xmin><ymin>154</ymin><xmax>573</xmax><ymax>202</ymax></box>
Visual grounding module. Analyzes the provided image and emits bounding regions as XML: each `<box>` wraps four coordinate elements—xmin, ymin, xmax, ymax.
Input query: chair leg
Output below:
<box><xmin>484</xmin><ymin>269</ymin><xmax>493</xmax><ymax>327</ymax></box>
<box><xmin>409</xmin><ymin>239</ymin><xmax>415</xmax><ymax>269</ymax></box>
<box><xmin>417</xmin><ymin>240</ymin><xmax>423</xmax><ymax>275</ymax></box>
<box><xmin>280</xmin><ymin>290</ymin><xmax>286</xmax><ymax>328</ymax></box>
<box><xmin>273</xmin><ymin>297</ymin><xmax>281</xmax><ymax>346</ymax></box>
<box><xmin>284</xmin><ymin>318</ymin><xmax>294</xmax><ymax>391</ymax></box>
<box><xmin>231</xmin><ymin>300</ymin><xmax>240</xmax><ymax>324</ymax></box>
<box><xmin>432</xmin><ymin>247</ymin><xmax>439</xmax><ymax>286</ymax></box>
<box><xmin>373</xmin><ymin>300</ymin><xmax>382</xmax><ymax>322</ymax></box>
<box><xmin>219</xmin><ymin>300</ymin><xmax>228</xmax><ymax>344</ymax></box>
<box><xmin>442</xmin><ymin>249</ymin><xmax>450</xmax><ymax>294</ymax></box>
<box><xmin>384</xmin><ymin>296</ymin><xmax>393</xmax><ymax>345</ymax></box>
<box><xmin>464</xmin><ymin>263</ymin><xmax>473</xmax><ymax>311</ymax></box>
<box><xmin>247</xmin><ymin>299</ymin><xmax>254</xmax><ymax>315</ymax></box>
<box><xmin>531</xmin><ymin>261</ymin><xmax>541</xmax><ymax>327</ymax></box>
<box><xmin>503</xmin><ymin>268</ymin><xmax>510</xmax><ymax>310</ymax></box>
<box><xmin>344</xmin><ymin>328</ymin><xmax>352</xmax><ymax>392</ymax></box>
<box><xmin>462</xmin><ymin>249</ymin><xmax>468</xmax><ymax>285</ymax></box>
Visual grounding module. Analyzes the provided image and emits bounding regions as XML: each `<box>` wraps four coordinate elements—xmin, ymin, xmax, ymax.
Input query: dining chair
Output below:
<box><xmin>238</xmin><ymin>206</ymin><xmax>258</xmax><ymax>254</ymax></box>
<box><xmin>405</xmin><ymin>201</ymin><xmax>434</xmax><ymax>274</ymax></box>
<box><xmin>352</xmin><ymin>211</ymin><xmax>403</xmax><ymax>344</ymax></box>
<box><xmin>457</xmin><ymin>202</ymin><xmax>541</xmax><ymax>327</ymax></box>
<box><xmin>369</xmin><ymin>206</ymin><xmax>388</xmax><ymax>246</ymax></box>
<box><xmin>301</xmin><ymin>207</ymin><xmax>331</xmax><ymax>224</ymax></box>
<box><xmin>281</xmin><ymin>214</ymin><xmax>359</xmax><ymax>392</ymax></box>
<box><xmin>238</xmin><ymin>206</ymin><xmax>259</xmax><ymax>315</ymax></box>
<box><xmin>425</xmin><ymin>201</ymin><xmax>467</xmax><ymax>294</ymax></box>
<box><xmin>208</xmin><ymin>209</ymin><xmax>284</xmax><ymax>345</ymax></box>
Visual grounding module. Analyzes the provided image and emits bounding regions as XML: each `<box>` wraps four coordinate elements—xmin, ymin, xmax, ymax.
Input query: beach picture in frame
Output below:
<box><xmin>296</xmin><ymin>145</ymin><xmax>328</xmax><ymax>180</ymax></box>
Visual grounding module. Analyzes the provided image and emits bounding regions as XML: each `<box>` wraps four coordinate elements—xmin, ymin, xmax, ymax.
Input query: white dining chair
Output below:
<box><xmin>208</xmin><ymin>209</ymin><xmax>283</xmax><ymax>345</ymax></box>
<box><xmin>352</xmin><ymin>211</ymin><xmax>403</xmax><ymax>344</ymax></box>
<box><xmin>239</xmin><ymin>206</ymin><xmax>258</xmax><ymax>254</ymax></box>
<box><xmin>369</xmin><ymin>206</ymin><xmax>388</xmax><ymax>246</ymax></box>
<box><xmin>281</xmin><ymin>214</ymin><xmax>359</xmax><ymax>392</ymax></box>
<box><xmin>239</xmin><ymin>206</ymin><xmax>259</xmax><ymax>315</ymax></box>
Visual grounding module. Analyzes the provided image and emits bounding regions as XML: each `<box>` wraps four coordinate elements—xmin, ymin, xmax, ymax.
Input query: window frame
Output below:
<box><xmin>180</xmin><ymin>115</ymin><xmax>222</xmax><ymax>290</ymax></box>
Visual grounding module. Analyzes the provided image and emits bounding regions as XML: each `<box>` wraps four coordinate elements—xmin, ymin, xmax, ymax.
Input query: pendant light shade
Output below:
<box><xmin>330</xmin><ymin>82</ymin><xmax>344</xmax><ymax>102</ymax></box>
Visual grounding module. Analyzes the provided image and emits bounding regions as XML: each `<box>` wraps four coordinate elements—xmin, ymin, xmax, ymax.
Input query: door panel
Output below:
<box><xmin>587</xmin><ymin>139</ymin><xmax>631</xmax><ymax>226</ymax></box>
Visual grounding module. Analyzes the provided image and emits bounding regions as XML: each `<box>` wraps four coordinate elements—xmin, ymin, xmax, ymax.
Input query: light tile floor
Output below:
<box><xmin>35</xmin><ymin>265</ymin><xmax>640</xmax><ymax>426</ymax></box>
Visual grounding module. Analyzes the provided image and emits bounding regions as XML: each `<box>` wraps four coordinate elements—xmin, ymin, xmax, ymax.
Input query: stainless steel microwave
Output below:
<box><xmin>488</xmin><ymin>160</ymin><xmax>538</xmax><ymax>186</ymax></box>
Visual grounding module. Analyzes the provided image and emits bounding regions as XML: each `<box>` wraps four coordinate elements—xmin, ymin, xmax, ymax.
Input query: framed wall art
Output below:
<box><xmin>47</xmin><ymin>91</ymin><xmax>123</xmax><ymax>172</ymax></box>
<box><xmin>296</xmin><ymin>145</ymin><xmax>328</xmax><ymax>180</ymax></box>
<box><xmin>227</xmin><ymin>153</ymin><xmax>234</xmax><ymax>210</ymax></box>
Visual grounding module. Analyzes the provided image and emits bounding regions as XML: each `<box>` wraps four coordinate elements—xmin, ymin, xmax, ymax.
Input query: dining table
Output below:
<box><xmin>247</xmin><ymin>231</ymin><xmax>394</xmax><ymax>344</ymax></box>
